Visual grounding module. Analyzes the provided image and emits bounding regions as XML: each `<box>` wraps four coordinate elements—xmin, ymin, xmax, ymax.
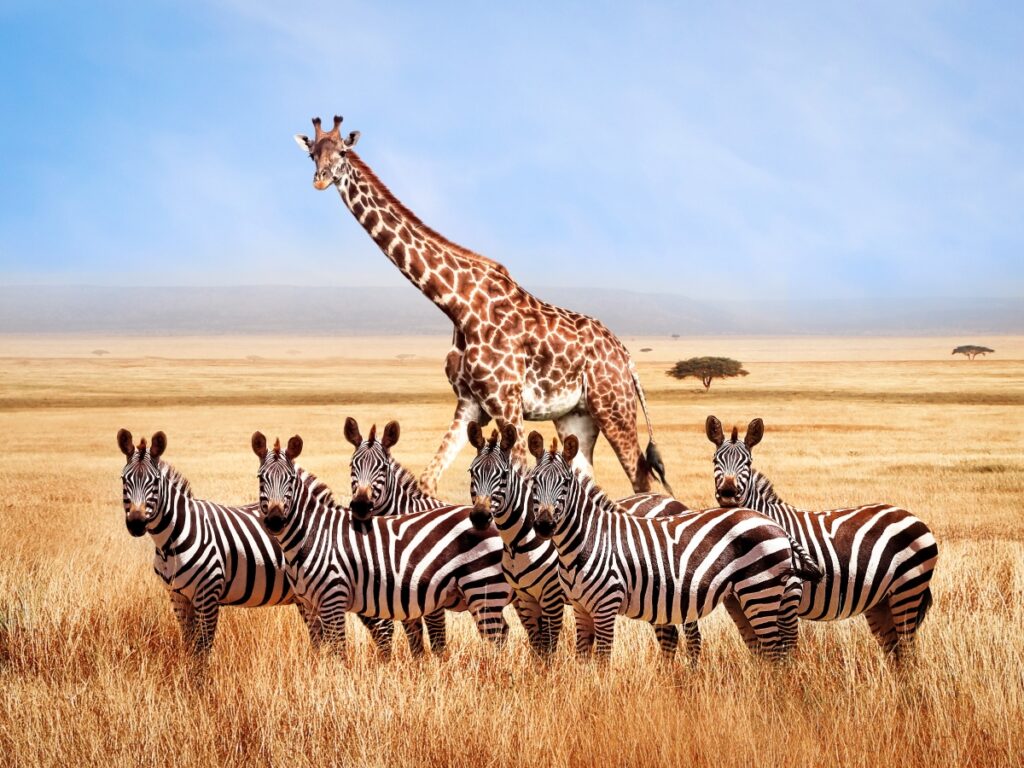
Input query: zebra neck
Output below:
<box><xmin>280</xmin><ymin>470</ymin><xmax>338</xmax><ymax>559</ymax></box>
<box><xmin>492</xmin><ymin>467</ymin><xmax>531</xmax><ymax>546</ymax></box>
<box><xmin>384</xmin><ymin>459</ymin><xmax>446</xmax><ymax>514</ymax></box>
<box><xmin>548</xmin><ymin>474</ymin><xmax>613</xmax><ymax>565</ymax></box>
<box><xmin>743</xmin><ymin>470</ymin><xmax>795</xmax><ymax>518</ymax></box>
<box><xmin>149</xmin><ymin>465</ymin><xmax>193</xmax><ymax>551</ymax></box>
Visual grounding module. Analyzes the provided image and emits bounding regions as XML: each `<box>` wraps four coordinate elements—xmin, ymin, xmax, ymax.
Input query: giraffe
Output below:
<box><xmin>295</xmin><ymin>115</ymin><xmax>671</xmax><ymax>495</ymax></box>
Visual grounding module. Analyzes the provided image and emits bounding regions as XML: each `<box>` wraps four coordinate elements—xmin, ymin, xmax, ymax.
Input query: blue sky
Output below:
<box><xmin>1</xmin><ymin>1</ymin><xmax>1022</xmax><ymax>299</ymax></box>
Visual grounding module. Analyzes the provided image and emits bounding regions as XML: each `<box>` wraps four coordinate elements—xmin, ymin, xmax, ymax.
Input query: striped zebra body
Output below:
<box><xmin>467</xmin><ymin>423</ymin><xmax>699</xmax><ymax>659</ymax></box>
<box><xmin>527</xmin><ymin>431</ymin><xmax>812</xmax><ymax>660</ymax></box>
<box><xmin>256</xmin><ymin>435</ymin><xmax>512</xmax><ymax>651</ymax></box>
<box><xmin>707</xmin><ymin>417</ymin><xmax>938</xmax><ymax>659</ymax></box>
<box><xmin>117</xmin><ymin>429</ymin><xmax>306</xmax><ymax>662</ymax></box>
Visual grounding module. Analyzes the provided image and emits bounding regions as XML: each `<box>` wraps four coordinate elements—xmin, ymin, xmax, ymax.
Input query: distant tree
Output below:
<box><xmin>952</xmin><ymin>345</ymin><xmax>995</xmax><ymax>360</ymax></box>
<box><xmin>667</xmin><ymin>356</ymin><xmax>749</xmax><ymax>391</ymax></box>
<box><xmin>91</xmin><ymin>349</ymin><xmax>109</xmax><ymax>357</ymax></box>
<box><xmin>640</xmin><ymin>347</ymin><xmax>653</xmax><ymax>352</ymax></box>
<box><xmin>671</xmin><ymin>334</ymin><xmax>681</xmax><ymax>339</ymax></box>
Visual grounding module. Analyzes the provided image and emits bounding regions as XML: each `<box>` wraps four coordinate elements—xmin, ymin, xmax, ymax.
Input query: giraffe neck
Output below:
<box><xmin>337</xmin><ymin>153</ymin><xmax>511</xmax><ymax>327</ymax></box>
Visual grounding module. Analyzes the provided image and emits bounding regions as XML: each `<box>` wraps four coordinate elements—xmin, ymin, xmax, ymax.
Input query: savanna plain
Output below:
<box><xmin>1</xmin><ymin>334</ymin><xmax>1022</xmax><ymax>768</ymax></box>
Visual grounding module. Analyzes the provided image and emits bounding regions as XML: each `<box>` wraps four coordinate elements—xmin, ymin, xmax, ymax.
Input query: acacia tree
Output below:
<box><xmin>667</xmin><ymin>357</ymin><xmax>749</xmax><ymax>391</ymax></box>
<box><xmin>952</xmin><ymin>345</ymin><xmax>995</xmax><ymax>360</ymax></box>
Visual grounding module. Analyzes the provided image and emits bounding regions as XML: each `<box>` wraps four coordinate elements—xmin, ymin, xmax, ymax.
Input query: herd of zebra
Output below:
<box><xmin>117</xmin><ymin>415</ymin><xmax>938</xmax><ymax>670</ymax></box>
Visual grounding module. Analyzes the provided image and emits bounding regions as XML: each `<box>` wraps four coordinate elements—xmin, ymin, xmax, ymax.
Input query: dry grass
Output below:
<box><xmin>1</xmin><ymin>334</ymin><xmax>1022</xmax><ymax>767</ymax></box>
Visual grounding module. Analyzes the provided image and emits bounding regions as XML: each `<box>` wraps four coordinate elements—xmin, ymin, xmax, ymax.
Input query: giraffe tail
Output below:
<box><xmin>629</xmin><ymin>363</ymin><xmax>673</xmax><ymax>496</ymax></box>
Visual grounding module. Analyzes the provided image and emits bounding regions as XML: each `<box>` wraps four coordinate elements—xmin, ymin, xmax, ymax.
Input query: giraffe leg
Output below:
<box><xmin>583</xmin><ymin>372</ymin><xmax>650</xmax><ymax>492</ymax></box>
<box><xmin>554</xmin><ymin>410</ymin><xmax>599</xmax><ymax>478</ymax></box>
<box><xmin>419</xmin><ymin>398</ymin><xmax>485</xmax><ymax>495</ymax></box>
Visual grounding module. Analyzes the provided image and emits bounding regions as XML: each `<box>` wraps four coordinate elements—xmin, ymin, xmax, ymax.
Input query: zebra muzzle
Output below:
<box><xmin>470</xmin><ymin>498</ymin><xmax>492</xmax><ymax>531</ymax></box>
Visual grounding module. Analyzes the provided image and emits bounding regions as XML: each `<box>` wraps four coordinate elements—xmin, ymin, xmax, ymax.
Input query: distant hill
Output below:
<box><xmin>0</xmin><ymin>285</ymin><xmax>1020</xmax><ymax>336</ymax></box>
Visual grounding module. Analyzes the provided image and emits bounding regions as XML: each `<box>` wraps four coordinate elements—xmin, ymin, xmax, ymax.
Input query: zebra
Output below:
<box><xmin>251</xmin><ymin>430</ymin><xmax>512</xmax><ymax>653</ymax></box>
<box><xmin>526</xmin><ymin>431</ymin><xmax>823</xmax><ymax>660</ymax></box>
<box><xmin>706</xmin><ymin>416</ymin><xmax>938</xmax><ymax>661</ymax></box>
<box><xmin>467</xmin><ymin>421</ymin><xmax>701</xmax><ymax>660</ymax></box>
<box><xmin>115</xmin><ymin>429</ymin><xmax>393</xmax><ymax>667</ymax></box>
<box><xmin>343</xmin><ymin>417</ymin><xmax>453</xmax><ymax>652</ymax></box>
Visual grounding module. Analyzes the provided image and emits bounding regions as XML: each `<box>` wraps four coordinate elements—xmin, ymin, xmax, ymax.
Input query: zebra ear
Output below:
<box><xmin>381</xmin><ymin>421</ymin><xmax>400</xmax><ymax>450</ymax></box>
<box><xmin>500</xmin><ymin>423</ymin><xmax>518</xmax><ymax>453</ymax></box>
<box><xmin>117</xmin><ymin>429</ymin><xmax>134</xmax><ymax>458</ymax></box>
<box><xmin>286</xmin><ymin>435</ymin><xmax>303</xmax><ymax>461</ymax></box>
<box><xmin>705</xmin><ymin>416</ymin><xmax>724</xmax><ymax>447</ymax></box>
<box><xmin>252</xmin><ymin>432</ymin><xmax>268</xmax><ymax>462</ymax></box>
<box><xmin>744</xmin><ymin>419</ymin><xmax>764</xmax><ymax>449</ymax></box>
<box><xmin>343</xmin><ymin>417</ymin><xmax>362</xmax><ymax>447</ymax></box>
<box><xmin>527</xmin><ymin>431</ymin><xmax>545</xmax><ymax>461</ymax></box>
<box><xmin>150</xmin><ymin>431</ymin><xmax>167</xmax><ymax>461</ymax></box>
<box><xmin>562</xmin><ymin>435</ymin><xmax>579</xmax><ymax>463</ymax></box>
<box><xmin>467</xmin><ymin>421</ymin><xmax>485</xmax><ymax>450</ymax></box>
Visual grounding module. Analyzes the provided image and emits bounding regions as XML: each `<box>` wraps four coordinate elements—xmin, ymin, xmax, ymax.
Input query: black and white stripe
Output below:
<box><xmin>707</xmin><ymin>416</ymin><xmax>938</xmax><ymax>659</ymax></box>
<box><xmin>117</xmin><ymin>429</ymin><xmax>312</xmax><ymax>663</ymax></box>
<box><xmin>467</xmin><ymin>423</ymin><xmax>700</xmax><ymax>659</ymax></box>
<box><xmin>252</xmin><ymin>432</ymin><xmax>512</xmax><ymax>652</ymax></box>
<box><xmin>527</xmin><ymin>431</ymin><xmax>820</xmax><ymax>660</ymax></box>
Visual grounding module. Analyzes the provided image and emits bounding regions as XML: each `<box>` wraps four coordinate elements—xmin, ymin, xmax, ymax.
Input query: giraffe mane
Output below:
<box><xmin>347</xmin><ymin>153</ymin><xmax>511</xmax><ymax>278</ymax></box>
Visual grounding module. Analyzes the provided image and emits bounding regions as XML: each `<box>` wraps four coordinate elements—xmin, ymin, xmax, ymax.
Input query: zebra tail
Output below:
<box><xmin>915</xmin><ymin>585</ymin><xmax>934</xmax><ymax>629</ymax></box>
<box><xmin>789</xmin><ymin>537</ymin><xmax>824</xmax><ymax>583</ymax></box>
<box><xmin>629</xmin><ymin>363</ymin><xmax>673</xmax><ymax>496</ymax></box>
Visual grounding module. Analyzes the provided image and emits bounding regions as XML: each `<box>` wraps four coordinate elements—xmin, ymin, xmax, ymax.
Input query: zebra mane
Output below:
<box><xmin>159</xmin><ymin>461</ymin><xmax>193</xmax><ymax>498</ymax></box>
<box><xmin>296</xmin><ymin>467</ymin><xmax>343</xmax><ymax>512</ymax></box>
<box><xmin>749</xmin><ymin>468</ymin><xmax>784</xmax><ymax>506</ymax></box>
<box><xmin>389</xmin><ymin>455</ymin><xmax>445</xmax><ymax>505</ymax></box>
<box><xmin>577</xmin><ymin>470</ymin><xmax>627</xmax><ymax>515</ymax></box>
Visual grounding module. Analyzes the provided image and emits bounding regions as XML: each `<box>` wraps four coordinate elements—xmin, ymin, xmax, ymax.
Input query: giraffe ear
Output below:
<box><xmin>563</xmin><ymin>435</ymin><xmax>579</xmax><ymax>463</ymax></box>
<box><xmin>744</xmin><ymin>419</ymin><xmax>764</xmax><ymax>449</ymax></box>
<box><xmin>527</xmin><ymin>431</ymin><xmax>545</xmax><ymax>461</ymax></box>
<box><xmin>467</xmin><ymin>422</ymin><xmax>485</xmax><ymax>450</ymax></box>
<box><xmin>344</xmin><ymin>417</ymin><xmax>362</xmax><ymax>447</ymax></box>
<box><xmin>150</xmin><ymin>432</ymin><xmax>167</xmax><ymax>461</ymax></box>
<box><xmin>294</xmin><ymin>134</ymin><xmax>313</xmax><ymax>153</ymax></box>
<box><xmin>705</xmin><ymin>416</ymin><xmax>724</xmax><ymax>447</ymax></box>
<box><xmin>252</xmin><ymin>432</ymin><xmax>268</xmax><ymax>462</ymax></box>
<box><xmin>286</xmin><ymin>435</ymin><xmax>303</xmax><ymax>462</ymax></box>
<box><xmin>117</xmin><ymin>429</ymin><xmax>134</xmax><ymax>458</ymax></box>
<box><xmin>344</xmin><ymin>131</ymin><xmax>360</xmax><ymax>148</ymax></box>
<box><xmin>500</xmin><ymin>423</ymin><xmax>518</xmax><ymax>453</ymax></box>
<box><xmin>381</xmin><ymin>421</ymin><xmax>400</xmax><ymax>450</ymax></box>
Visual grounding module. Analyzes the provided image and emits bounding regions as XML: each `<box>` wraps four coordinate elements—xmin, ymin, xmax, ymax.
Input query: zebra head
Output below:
<box><xmin>252</xmin><ymin>432</ymin><xmax>303</xmax><ymax>535</ymax></box>
<box><xmin>294</xmin><ymin>115</ymin><xmax>361</xmax><ymax>191</ymax></box>
<box><xmin>344</xmin><ymin>417</ymin><xmax>400</xmax><ymax>521</ymax></box>
<box><xmin>706</xmin><ymin>415</ymin><xmax>763</xmax><ymax>508</ymax></box>
<box><xmin>117</xmin><ymin>428</ymin><xmax>167</xmax><ymax>537</ymax></box>
<box><xmin>527</xmin><ymin>431</ymin><xmax>579</xmax><ymax>540</ymax></box>
<box><xmin>467</xmin><ymin>421</ymin><xmax>519</xmax><ymax>531</ymax></box>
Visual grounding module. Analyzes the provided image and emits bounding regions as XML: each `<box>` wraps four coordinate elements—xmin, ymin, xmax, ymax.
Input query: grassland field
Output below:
<box><xmin>0</xmin><ymin>334</ymin><xmax>1022</xmax><ymax>767</ymax></box>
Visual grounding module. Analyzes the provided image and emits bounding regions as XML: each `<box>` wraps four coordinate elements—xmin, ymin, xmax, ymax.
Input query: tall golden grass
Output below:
<box><xmin>1</xmin><ymin>335</ymin><xmax>1022</xmax><ymax>767</ymax></box>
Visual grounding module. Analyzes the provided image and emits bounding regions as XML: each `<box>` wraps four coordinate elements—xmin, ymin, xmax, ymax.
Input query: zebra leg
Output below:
<box><xmin>295</xmin><ymin>601</ymin><xmax>323</xmax><ymax>650</ymax></box>
<box><xmin>424</xmin><ymin>611</ymin><xmax>447</xmax><ymax>653</ymax></box>
<box><xmin>169</xmin><ymin>591</ymin><xmax>199</xmax><ymax>651</ymax></box>
<box><xmin>319</xmin><ymin>603</ymin><xmax>349</xmax><ymax>655</ymax></box>
<box><xmin>573</xmin><ymin>607</ymin><xmax>596</xmax><ymax>658</ymax></box>
<box><xmin>889</xmin><ymin>583</ymin><xmax>934</xmax><ymax>662</ymax></box>
<box><xmin>652</xmin><ymin>624</ymin><xmax>678</xmax><ymax>661</ymax></box>
<box><xmin>864</xmin><ymin>599</ymin><xmax>899</xmax><ymax>657</ymax></box>
<box><xmin>467</xmin><ymin>600</ymin><xmax>510</xmax><ymax>646</ymax></box>
<box><xmin>682</xmin><ymin>622</ymin><xmax>702</xmax><ymax>666</ymax></box>
<box><xmin>777</xmin><ymin>578</ymin><xmax>804</xmax><ymax>656</ymax></box>
<box><xmin>513</xmin><ymin>596</ymin><xmax>546</xmax><ymax>655</ymax></box>
<box><xmin>358</xmin><ymin>616</ymin><xmax>395</xmax><ymax>658</ymax></box>
<box><xmin>401</xmin><ymin>619</ymin><xmax>427</xmax><ymax>656</ymax></box>
<box><xmin>722</xmin><ymin>594</ymin><xmax>761</xmax><ymax>656</ymax></box>
<box><xmin>592</xmin><ymin>608</ymin><xmax>618</xmax><ymax>660</ymax></box>
<box><xmin>540</xmin><ymin>594</ymin><xmax>565</xmax><ymax>656</ymax></box>
<box><xmin>735</xmin><ymin>586</ymin><xmax>789</xmax><ymax>661</ymax></box>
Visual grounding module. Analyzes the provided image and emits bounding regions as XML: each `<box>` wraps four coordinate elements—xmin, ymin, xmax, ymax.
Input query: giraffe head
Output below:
<box><xmin>295</xmin><ymin>115</ymin><xmax>361</xmax><ymax>191</ymax></box>
<box><xmin>117</xmin><ymin>428</ymin><xmax>167</xmax><ymax>537</ymax></box>
<box><xmin>252</xmin><ymin>432</ymin><xmax>304</xmax><ymax>535</ymax></box>
<box><xmin>706</xmin><ymin>416</ymin><xmax>763</xmax><ymax>507</ymax></box>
